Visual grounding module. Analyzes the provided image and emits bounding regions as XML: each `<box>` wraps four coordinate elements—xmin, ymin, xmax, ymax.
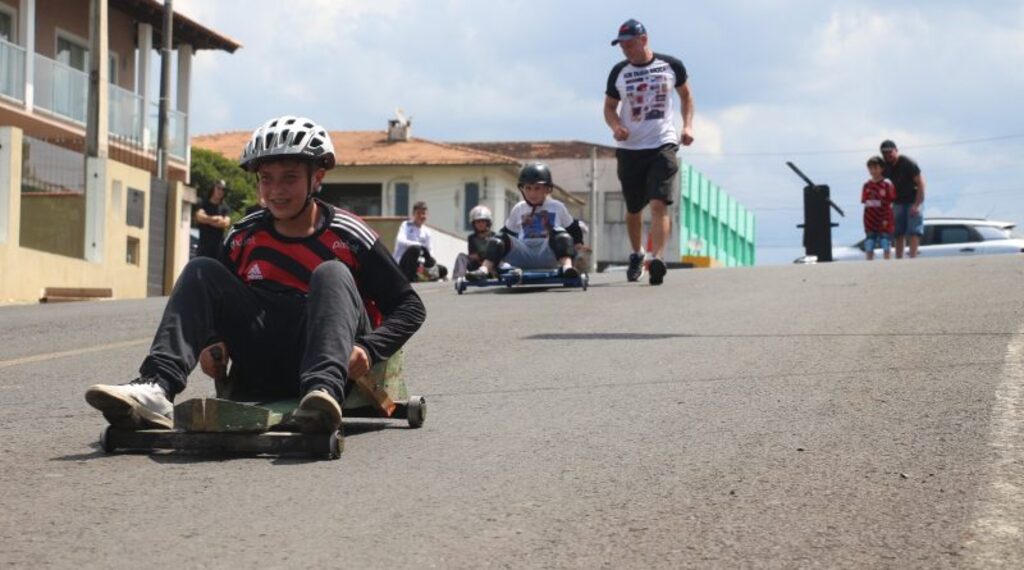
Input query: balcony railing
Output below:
<box><xmin>7</xmin><ymin>50</ymin><xmax>187</xmax><ymax>161</ymax></box>
<box><xmin>147</xmin><ymin>101</ymin><xmax>187</xmax><ymax>160</ymax></box>
<box><xmin>0</xmin><ymin>37</ymin><xmax>26</xmax><ymax>102</ymax></box>
<box><xmin>109</xmin><ymin>82</ymin><xmax>144</xmax><ymax>146</ymax></box>
<box><xmin>34</xmin><ymin>53</ymin><xmax>88</xmax><ymax>124</ymax></box>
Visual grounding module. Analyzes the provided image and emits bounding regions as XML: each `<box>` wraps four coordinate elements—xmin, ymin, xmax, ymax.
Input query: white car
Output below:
<box><xmin>831</xmin><ymin>218</ymin><xmax>1024</xmax><ymax>261</ymax></box>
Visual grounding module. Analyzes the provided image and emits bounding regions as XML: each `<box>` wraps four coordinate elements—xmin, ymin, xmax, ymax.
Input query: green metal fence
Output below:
<box><xmin>680</xmin><ymin>163</ymin><xmax>756</xmax><ymax>267</ymax></box>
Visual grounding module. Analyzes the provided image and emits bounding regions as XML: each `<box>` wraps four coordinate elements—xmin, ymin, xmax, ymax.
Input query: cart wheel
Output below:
<box><xmin>99</xmin><ymin>426</ymin><xmax>117</xmax><ymax>454</ymax></box>
<box><xmin>324</xmin><ymin>431</ymin><xmax>344</xmax><ymax>460</ymax></box>
<box><xmin>581</xmin><ymin>273</ymin><xmax>589</xmax><ymax>291</ymax></box>
<box><xmin>407</xmin><ymin>396</ymin><xmax>426</xmax><ymax>429</ymax></box>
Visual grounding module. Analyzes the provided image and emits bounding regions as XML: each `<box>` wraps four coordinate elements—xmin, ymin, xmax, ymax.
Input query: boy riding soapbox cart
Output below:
<box><xmin>98</xmin><ymin>348</ymin><xmax>424</xmax><ymax>461</ymax></box>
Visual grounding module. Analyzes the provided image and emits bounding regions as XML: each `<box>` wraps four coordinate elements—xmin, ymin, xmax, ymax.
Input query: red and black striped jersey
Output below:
<box><xmin>221</xmin><ymin>199</ymin><xmax>425</xmax><ymax>364</ymax></box>
<box><xmin>861</xmin><ymin>178</ymin><xmax>896</xmax><ymax>234</ymax></box>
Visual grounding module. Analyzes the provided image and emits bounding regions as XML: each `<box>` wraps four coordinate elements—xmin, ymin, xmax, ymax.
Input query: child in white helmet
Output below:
<box><xmin>453</xmin><ymin>205</ymin><xmax>496</xmax><ymax>278</ymax></box>
<box><xmin>466</xmin><ymin>162</ymin><xmax>583</xmax><ymax>281</ymax></box>
<box><xmin>84</xmin><ymin>115</ymin><xmax>425</xmax><ymax>437</ymax></box>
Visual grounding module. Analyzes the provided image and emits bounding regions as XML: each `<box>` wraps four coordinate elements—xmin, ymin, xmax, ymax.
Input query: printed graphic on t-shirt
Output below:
<box><xmin>624</xmin><ymin>66</ymin><xmax>673</xmax><ymax>122</ymax></box>
<box><xmin>520</xmin><ymin>210</ymin><xmax>558</xmax><ymax>239</ymax></box>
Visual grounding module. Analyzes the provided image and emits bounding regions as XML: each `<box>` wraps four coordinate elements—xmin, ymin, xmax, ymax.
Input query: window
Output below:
<box><xmin>126</xmin><ymin>188</ymin><xmax>145</xmax><ymax>228</ymax></box>
<box><xmin>934</xmin><ymin>225</ymin><xmax>975</xmax><ymax>245</ymax></box>
<box><xmin>394</xmin><ymin>182</ymin><xmax>409</xmax><ymax>217</ymax></box>
<box><xmin>126</xmin><ymin>236</ymin><xmax>140</xmax><ymax>265</ymax></box>
<box><xmin>463</xmin><ymin>182</ymin><xmax>479</xmax><ymax>230</ymax></box>
<box><xmin>56</xmin><ymin>36</ymin><xmax>88</xmax><ymax>71</ymax></box>
<box><xmin>319</xmin><ymin>183</ymin><xmax>382</xmax><ymax>216</ymax></box>
<box><xmin>0</xmin><ymin>11</ymin><xmax>13</xmax><ymax>42</ymax></box>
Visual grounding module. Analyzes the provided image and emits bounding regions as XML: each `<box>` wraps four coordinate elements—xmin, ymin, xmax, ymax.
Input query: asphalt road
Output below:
<box><xmin>1</xmin><ymin>255</ymin><xmax>1022</xmax><ymax>568</ymax></box>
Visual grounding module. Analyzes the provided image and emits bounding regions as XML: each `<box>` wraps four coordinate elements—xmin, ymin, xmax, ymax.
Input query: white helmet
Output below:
<box><xmin>239</xmin><ymin>115</ymin><xmax>336</xmax><ymax>172</ymax></box>
<box><xmin>469</xmin><ymin>205</ymin><xmax>492</xmax><ymax>225</ymax></box>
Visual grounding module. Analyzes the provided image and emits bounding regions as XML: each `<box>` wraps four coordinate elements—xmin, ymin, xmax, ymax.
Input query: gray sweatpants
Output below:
<box><xmin>504</xmin><ymin>238</ymin><xmax>559</xmax><ymax>270</ymax></box>
<box><xmin>140</xmin><ymin>257</ymin><xmax>370</xmax><ymax>403</ymax></box>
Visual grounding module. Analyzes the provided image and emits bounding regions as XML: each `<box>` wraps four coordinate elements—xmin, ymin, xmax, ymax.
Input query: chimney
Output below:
<box><xmin>387</xmin><ymin>109</ymin><xmax>412</xmax><ymax>142</ymax></box>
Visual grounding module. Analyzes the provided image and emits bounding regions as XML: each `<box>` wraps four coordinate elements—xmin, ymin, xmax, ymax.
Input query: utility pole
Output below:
<box><xmin>156</xmin><ymin>0</ymin><xmax>173</xmax><ymax>180</ymax></box>
<box><xmin>85</xmin><ymin>0</ymin><xmax>108</xmax><ymax>158</ymax></box>
<box><xmin>588</xmin><ymin>146</ymin><xmax>599</xmax><ymax>272</ymax></box>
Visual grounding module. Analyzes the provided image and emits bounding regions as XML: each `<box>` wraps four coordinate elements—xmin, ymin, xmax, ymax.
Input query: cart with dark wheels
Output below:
<box><xmin>455</xmin><ymin>267</ymin><xmax>587</xmax><ymax>294</ymax></box>
<box><xmin>97</xmin><ymin>351</ymin><xmax>424</xmax><ymax>461</ymax></box>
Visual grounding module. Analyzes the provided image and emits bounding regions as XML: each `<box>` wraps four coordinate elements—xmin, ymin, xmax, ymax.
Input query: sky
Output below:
<box><xmin>172</xmin><ymin>0</ymin><xmax>1024</xmax><ymax>264</ymax></box>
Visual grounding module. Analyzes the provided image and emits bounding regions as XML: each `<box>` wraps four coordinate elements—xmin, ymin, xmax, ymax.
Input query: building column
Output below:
<box><xmin>137</xmin><ymin>22</ymin><xmax>152</xmax><ymax>150</ymax></box>
<box><xmin>18</xmin><ymin>0</ymin><xmax>35</xmax><ymax>111</ymax></box>
<box><xmin>175</xmin><ymin>42</ymin><xmax>192</xmax><ymax>173</ymax></box>
<box><xmin>0</xmin><ymin>127</ymin><xmax>23</xmax><ymax>246</ymax></box>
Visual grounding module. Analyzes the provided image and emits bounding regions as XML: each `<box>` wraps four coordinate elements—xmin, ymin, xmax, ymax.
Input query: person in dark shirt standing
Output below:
<box><xmin>85</xmin><ymin>115</ymin><xmax>426</xmax><ymax>437</ymax></box>
<box><xmin>194</xmin><ymin>179</ymin><xmax>232</xmax><ymax>258</ymax></box>
<box><xmin>880</xmin><ymin>140</ymin><xmax>926</xmax><ymax>258</ymax></box>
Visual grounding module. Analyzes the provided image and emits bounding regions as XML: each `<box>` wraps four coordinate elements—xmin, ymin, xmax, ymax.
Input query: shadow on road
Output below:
<box><xmin>51</xmin><ymin>422</ymin><xmax>396</xmax><ymax>465</ymax></box>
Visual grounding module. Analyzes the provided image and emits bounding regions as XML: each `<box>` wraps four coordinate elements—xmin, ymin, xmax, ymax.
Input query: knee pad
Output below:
<box><xmin>549</xmin><ymin>231</ymin><xmax>575</xmax><ymax>259</ymax></box>
<box><xmin>484</xmin><ymin>236</ymin><xmax>508</xmax><ymax>263</ymax></box>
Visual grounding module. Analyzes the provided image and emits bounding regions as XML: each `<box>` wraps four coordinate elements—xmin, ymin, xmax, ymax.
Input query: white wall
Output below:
<box><xmin>424</xmin><ymin>224</ymin><xmax>466</xmax><ymax>275</ymax></box>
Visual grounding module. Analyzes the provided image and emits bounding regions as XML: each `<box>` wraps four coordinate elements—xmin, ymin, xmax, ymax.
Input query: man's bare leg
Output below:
<box><xmin>894</xmin><ymin>236</ymin><xmax>906</xmax><ymax>259</ymax></box>
<box><xmin>649</xmin><ymin>199</ymin><xmax>670</xmax><ymax>260</ymax></box>
<box><xmin>909</xmin><ymin>235</ymin><xmax>919</xmax><ymax>258</ymax></box>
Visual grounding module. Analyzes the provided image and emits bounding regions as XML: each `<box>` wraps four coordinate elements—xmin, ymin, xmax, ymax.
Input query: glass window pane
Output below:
<box><xmin>463</xmin><ymin>182</ymin><xmax>479</xmax><ymax>230</ymax></box>
<box><xmin>0</xmin><ymin>13</ymin><xmax>12</xmax><ymax>41</ymax></box>
<box><xmin>394</xmin><ymin>182</ymin><xmax>409</xmax><ymax>217</ymax></box>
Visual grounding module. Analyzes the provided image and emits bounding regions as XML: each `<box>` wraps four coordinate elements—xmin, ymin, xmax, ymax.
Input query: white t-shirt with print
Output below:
<box><xmin>605</xmin><ymin>52</ymin><xmax>688</xmax><ymax>150</ymax></box>
<box><xmin>504</xmin><ymin>198</ymin><xmax>574</xmax><ymax>242</ymax></box>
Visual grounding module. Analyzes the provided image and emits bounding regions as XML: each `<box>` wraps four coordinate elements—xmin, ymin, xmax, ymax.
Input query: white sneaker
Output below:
<box><xmin>85</xmin><ymin>380</ymin><xmax>173</xmax><ymax>430</ymax></box>
<box><xmin>293</xmin><ymin>389</ymin><xmax>343</xmax><ymax>433</ymax></box>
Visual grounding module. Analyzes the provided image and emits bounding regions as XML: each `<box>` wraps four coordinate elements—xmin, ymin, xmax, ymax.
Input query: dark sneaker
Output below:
<box><xmin>293</xmin><ymin>389</ymin><xmax>343</xmax><ymax>433</ymax></box>
<box><xmin>85</xmin><ymin>379</ymin><xmax>173</xmax><ymax>430</ymax></box>
<box><xmin>561</xmin><ymin>266</ymin><xmax>580</xmax><ymax>279</ymax></box>
<box><xmin>626</xmin><ymin>253</ymin><xmax>645</xmax><ymax>282</ymax></box>
<box><xmin>648</xmin><ymin>258</ymin><xmax>667</xmax><ymax>286</ymax></box>
<box><xmin>466</xmin><ymin>268</ymin><xmax>489</xmax><ymax>282</ymax></box>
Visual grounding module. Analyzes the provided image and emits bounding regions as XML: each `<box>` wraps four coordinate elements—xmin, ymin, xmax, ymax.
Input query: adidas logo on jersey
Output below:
<box><xmin>246</xmin><ymin>263</ymin><xmax>264</xmax><ymax>281</ymax></box>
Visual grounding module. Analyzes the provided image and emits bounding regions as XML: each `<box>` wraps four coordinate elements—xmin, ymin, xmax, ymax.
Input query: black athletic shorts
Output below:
<box><xmin>616</xmin><ymin>143</ymin><xmax>679</xmax><ymax>214</ymax></box>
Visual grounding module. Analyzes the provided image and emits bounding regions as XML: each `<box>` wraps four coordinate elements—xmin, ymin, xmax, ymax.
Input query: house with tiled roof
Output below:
<box><xmin>195</xmin><ymin>122</ymin><xmax>582</xmax><ymax>242</ymax></box>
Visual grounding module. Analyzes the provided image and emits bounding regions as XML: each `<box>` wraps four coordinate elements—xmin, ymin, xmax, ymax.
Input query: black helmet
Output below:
<box><xmin>518</xmin><ymin>162</ymin><xmax>554</xmax><ymax>188</ymax></box>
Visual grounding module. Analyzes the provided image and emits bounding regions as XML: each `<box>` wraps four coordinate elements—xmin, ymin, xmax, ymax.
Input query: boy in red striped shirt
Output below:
<box><xmin>862</xmin><ymin>156</ymin><xmax>896</xmax><ymax>260</ymax></box>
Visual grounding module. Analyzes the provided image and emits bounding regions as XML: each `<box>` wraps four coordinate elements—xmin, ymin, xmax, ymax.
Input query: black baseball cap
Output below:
<box><xmin>880</xmin><ymin>140</ymin><xmax>897</xmax><ymax>151</ymax></box>
<box><xmin>611</xmin><ymin>19</ymin><xmax>646</xmax><ymax>45</ymax></box>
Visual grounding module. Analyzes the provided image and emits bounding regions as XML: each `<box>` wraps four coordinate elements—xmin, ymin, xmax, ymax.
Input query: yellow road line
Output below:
<box><xmin>0</xmin><ymin>339</ymin><xmax>149</xmax><ymax>369</ymax></box>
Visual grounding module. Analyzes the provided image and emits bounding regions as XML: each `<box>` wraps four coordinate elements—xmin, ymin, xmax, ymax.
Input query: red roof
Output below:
<box><xmin>193</xmin><ymin>131</ymin><xmax>521</xmax><ymax>167</ymax></box>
